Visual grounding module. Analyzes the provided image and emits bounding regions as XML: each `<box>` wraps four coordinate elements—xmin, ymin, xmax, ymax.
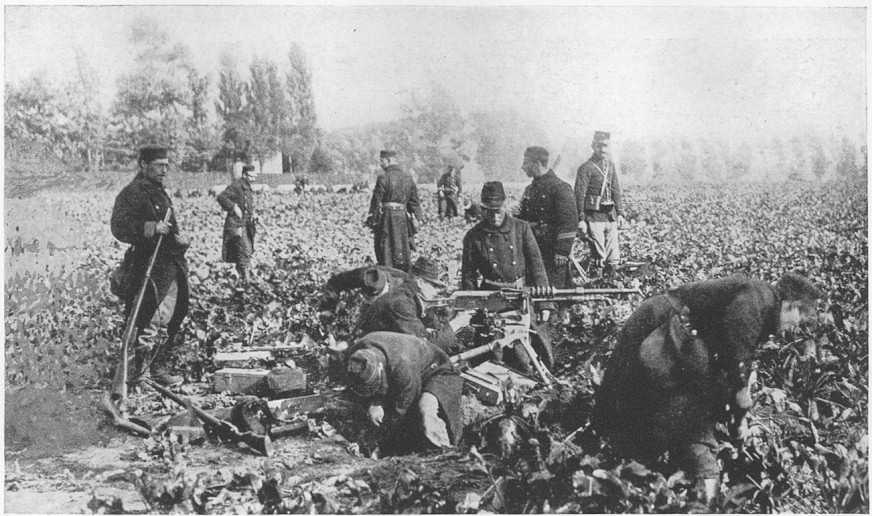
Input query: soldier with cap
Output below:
<box><xmin>436</xmin><ymin>165</ymin><xmax>463</xmax><ymax>220</ymax></box>
<box><xmin>326</xmin><ymin>257</ymin><xmax>458</xmax><ymax>353</ymax></box>
<box><xmin>365</xmin><ymin>150</ymin><xmax>422</xmax><ymax>272</ymax></box>
<box><xmin>515</xmin><ymin>146</ymin><xmax>579</xmax><ymax>289</ymax></box>
<box><xmin>594</xmin><ymin>272</ymin><xmax>824</xmax><ymax>504</ymax></box>
<box><xmin>110</xmin><ymin>145</ymin><xmax>190</xmax><ymax>387</ymax></box>
<box><xmin>217</xmin><ymin>164</ymin><xmax>259</xmax><ymax>284</ymax></box>
<box><xmin>574</xmin><ymin>131</ymin><xmax>625</xmax><ymax>276</ymax></box>
<box><xmin>344</xmin><ymin>331</ymin><xmax>464</xmax><ymax>456</ymax></box>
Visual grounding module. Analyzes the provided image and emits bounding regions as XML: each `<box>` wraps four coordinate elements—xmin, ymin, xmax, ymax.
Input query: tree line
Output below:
<box><xmin>4</xmin><ymin>17</ymin><xmax>866</xmax><ymax>183</ymax></box>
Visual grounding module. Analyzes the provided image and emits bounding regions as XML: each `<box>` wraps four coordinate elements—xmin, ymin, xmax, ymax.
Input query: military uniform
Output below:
<box><xmin>575</xmin><ymin>153</ymin><xmax>623</xmax><ymax>267</ymax></box>
<box><xmin>345</xmin><ymin>332</ymin><xmax>464</xmax><ymax>454</ymax></box>
<box><xmin>460</xmin><ymin>215</ymin><xmax>549</xmax><ymax>290</ymax></box>
<box><xmin>595</xmin><ymin>275</ymin><xmax>794</xmax><ymax>481</ymax></box>
<box><xmin>367</xmin><ymin>164</ymin><xmax>422</xmax><ymax>272</ymax></box>
<box><xmin>111</xmin><ymin>171</ymin><xmax>190</xmax><ymax>364</ymax></box>
<box><xmin>517</xmin><ymin>170</ymin><xmax>578</xmax><ymax>288</ymax></box>
<box><xmin>216</xmin><ymin>175</ymin><xmax>256</xmax><ymax>279</ymax></box>
<box><xmin>437</xmin><ymin>169</ymin><xmax>462</xmax><ymax>219</ymax></box>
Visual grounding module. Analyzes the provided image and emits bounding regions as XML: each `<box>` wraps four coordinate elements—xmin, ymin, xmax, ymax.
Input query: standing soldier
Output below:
<box><xmin>436</xmin><ymin>165</ymin><xmax>462</xmax><ymax>220</ymax></box>
<box><xmin>110</xmin><ymin>145</ymin><xmax>190</xmax><ymax>387</ymax></box>
<box><xmin>574</xmin><ymin>131</ymin><xmax>625</xmax><ymax>276</ymax></box>
<box><xmin>217</xmin><ymin>164</ymin><xmax>258</xmax><ymax>284</ymax></box>
<box><xmin>516</xmin><ymin>146</ymin><xmax>579</xmax><ymax>289</ymax></box>
<box><xmin>366</xmin><ymin>150</ymin><xmax>422</xmax><ymax>272</ymax></box>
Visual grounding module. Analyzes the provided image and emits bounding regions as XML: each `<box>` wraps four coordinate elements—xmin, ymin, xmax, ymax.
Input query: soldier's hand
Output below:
<box><xmin>510</xmin><ymin>204</ymin><xmax>521</xmax><ymax>217</ymax></box>
<box><xmin>368</xmin><ymin>404</ymin><xmax>385</xmax><ymax>427</ymax></box>
<box><xmin>577</xmin><ymin>220</ymin><xmax>587</xmax><ymax>231</ymax></box>
<box><xmin>145</xmin><ymin>221</ymin><xmax>172</xmax><ymax>238</ymax></box>
<box><xmin>233</xmin><ymin>205</ymin><xmax>243</xmax><ymax>219</ymax></box>
<box><xmin>538</xmin><ymin>310</ymin><xmax>551</xmax><ymax>323</ymax></box>
<box><xmin>554</xmin><ymin>254</ymin><xmax>569</xmax><ymax>267</ymax></box>
<box><xmin>617</xmin><ymin>215</ymin><xmax>626</xmax><ymax>229</ymax></box>
<box><xmin>175</xmin><ymin>234</ymin><xmax>190</xmax><ymax>248</ymax></box>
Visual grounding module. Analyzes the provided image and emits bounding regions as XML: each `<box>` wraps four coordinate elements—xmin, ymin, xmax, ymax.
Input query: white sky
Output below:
<box><xmin>4</xmin><ymin>4</ymin><xmax>867</xmax><ymax>144</ymax></box>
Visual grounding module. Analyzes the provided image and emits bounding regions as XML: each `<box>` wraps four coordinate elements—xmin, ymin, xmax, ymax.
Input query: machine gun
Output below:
<box><xmin>421</xmin><ymin>284</ymin><xmax>641</xmax><ymax>386</ymax></box>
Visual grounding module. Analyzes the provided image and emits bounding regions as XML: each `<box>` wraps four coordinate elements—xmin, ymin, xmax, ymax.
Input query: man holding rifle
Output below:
<box><xmin>111</xmin><ymin>145</ymin><xmax>190</xmax><ymax>388</ymax></box>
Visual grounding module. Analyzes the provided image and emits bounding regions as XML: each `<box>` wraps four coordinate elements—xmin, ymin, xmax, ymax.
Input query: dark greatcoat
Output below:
<box><xmin>594</xmin><ymin>275</ymin><xmax>781</xmax><ymax>462</ymax></box>
<box><xmin>574</xmin><ymin>154</ymin><xmax>624</xmax><ymax>223</ymax></box>
<box><xmin>216</xmin><ymin>176</ymin><xmax>255</xmax><ymax>263</ymax></box>
<box><xmin>367</xmin><ymin>165</ymin><xmax>422</xmax><ymax>271</ymax></box>
<box><xmin>110</xmin><ymin>172</ymin><xmax>190</xmax><ymax>333</ymax></box>
<box><xmin>328</xmin><ymin>266</ymin><xmax>458</xmax><ymax>354</ymax></box>
<box><xmin>437</xmin><ymin>171</ymin><xmax>462</xmax><ymax>217</ymax></box>
<box><xmin>517</xmin><ymin>170</ymin><xmax>578</xmax><ymax>288</ymax></box>
<box><xmin>460</xmin><ymin>215</ymin><xmax>549</xmax><ymax>291</ymax></box>
<box><xmin>346</xmin><ymin>332</ymin><xmax>463</xmax><ymax>449</ymax></box>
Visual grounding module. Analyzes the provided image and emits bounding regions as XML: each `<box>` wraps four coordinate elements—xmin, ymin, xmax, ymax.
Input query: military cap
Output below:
<box><xmin>411</xmin><ymin>257</ymin><xmax>446</xmax><ymax>288</ymax></box>
<box><xmin>480</xmin><ymin>181</ymin><xmax>507</xmax><ymax>210</ymax></box>
<box><xmin>361</xmin><ymin>268</ymin><xmax>387</xmax><ymax>297</ymax></box>
<box><xmin>242</xmin><ymin>164</ymin><xmax>255</xmax><ymax>173</ymax></box>
<box><xmin>346</xmin><ymin>347</ymin><xmax>386</xmax><ymax>397</ymax></box>
<box><xmin>139</xmin><ymin>145</ymin><xmax>168</xmax><ymax>163</ymax></box>
<box><xmin>524</xmin><ymin>146</ymin><xmax>549</xmax><ymax>165</ymax></box>
<box><xmin>593</xmin><ymin>131</ymin><xmax>611</xmax><ymax>143</ymax></box>
<box><xmin>380</xmin><ymin>150</ymin><xmax>397</xmax><ymax>159</ymax></box>
<box><xmin>776</xmin><ymin>272</ymin><xmax>824</xmax><ymax>302</ymax></box>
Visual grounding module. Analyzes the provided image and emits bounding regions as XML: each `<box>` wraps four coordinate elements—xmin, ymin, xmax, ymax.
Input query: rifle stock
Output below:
<box><xmin>145</xmin><ymin>379</ymin><xmax>273</xmax><ymax>456</ymax></box>
<box><xmin>110</xmin><ymin>208</ymin><xmax>173</xmax><ymax>409</ymax></box>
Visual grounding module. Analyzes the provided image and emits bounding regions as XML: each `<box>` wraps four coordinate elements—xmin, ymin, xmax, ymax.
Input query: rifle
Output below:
<box><xmin>145</xmin><ymin>378</ymin><xmax>273</xmax><ymax>457</ymax></box>
<box><xmin>109</xmin><ymin>208</ymin><xmax>173</xmax><ymax>411</ymax></box>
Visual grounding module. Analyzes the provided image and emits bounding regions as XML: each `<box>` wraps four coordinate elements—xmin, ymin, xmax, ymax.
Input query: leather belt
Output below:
<box><xmin>382</xmin><ymin>202</ymin><xmax>404</xmax><ymax>209</ymax></box>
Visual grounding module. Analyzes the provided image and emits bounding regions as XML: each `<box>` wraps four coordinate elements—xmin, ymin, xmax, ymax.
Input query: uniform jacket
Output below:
<box><xmin>437</xmin><ymin>172</ymin><xmax>462</xmax><ymax>200</ymax></box>
<box><xmin>367</xmin><ymin>165</ymin><xmax>422</xmax><ymax>229</ymax></box>
<box><xmin>517</xmin><ymin>170</ymin><xmax>578</xmax><ymax>257</ymax></box>
<box><xmin>346</xmin><ymin>332</ymin><xmax>463</xmax><ymax>444</ymax></box>
<box><xmin>461</xmin><ymin>216</ymin><xmax>550</xmax><ymax>290</ymax></box>
<box><xmin>216</xmin><ymin>177</ymin><xmax>255</xmax><ymax>262</ymax></box>
<box><xmin>574</xmin><ymin>154</ymin><xmax>624</xmax><ymax>222</ymax></box>
<box><xmin>595</xmin><ymin>275</ymin><xmax>780</xmax><ymax>458</ymax></box>
<box><xmin>110</xmin><ymin>172</ymin><xmax>190</xmax><ymax>329</ymax></box>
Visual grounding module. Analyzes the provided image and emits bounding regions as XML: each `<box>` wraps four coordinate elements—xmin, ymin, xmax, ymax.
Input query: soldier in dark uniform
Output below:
<box><xmin>461</xmin><ymin>181</ymin><xmax>554</xmax><ymax>368</ymax></box>
<box><xmin>217</xmin><ymin>164</ymin><xmax>258</xmax><ymax>283</ymax></box>
<box><xmin>461</xmin><ymin>181</ymin><xmax>550</xmax><ymax>292</ymax></box>
<box><xmin>110</xmin><ymin>145</ymin><xmax>190</xmax><ymax>387</ymax></box>
<box><xmin>515</xmin><ymin>146</ymin><xmax>579</xmax><ymax>289</ymax></box>
<box><xmin>326</xmin><ymin>258</ymin><xmax>458</xmax><ymax>353</ymax></box>
<box><xmin>574</xmin><ymin>131</ymin><xmax>625</xmax><ymax>276</ymax></box>
<box><xmin>437</xmin><ymin>165</ymin><xmax>462</xmax><ymax>220</ymax></box>
<box><xmin>366</xmin><ymin>150</ymin><xmax>422</xmax><ymax>272</ymax></box>
<box><xmin>594</xmin><ymin>272</ymin><xmax>823</xmax><ymax>504</ymax></box>
<box><xmin>345</xmin><ymin>331</ymin><xmax>464</xmax><ymax>456</ymax></box>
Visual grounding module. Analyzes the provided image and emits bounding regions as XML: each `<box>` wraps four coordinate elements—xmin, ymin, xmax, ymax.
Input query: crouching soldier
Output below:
<box><xmin>344</xmin><ymin>331</ymin><xmax>464</xmax><ymax>457</ymax></box>
<box><xmin>594</xmin><ymin>272</ymin><xmax>823</xmax><ymax>504</ymax></box>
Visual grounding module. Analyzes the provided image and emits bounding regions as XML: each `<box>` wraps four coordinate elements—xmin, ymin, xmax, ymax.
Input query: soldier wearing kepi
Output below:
<box><xmin>344</xmin><ymin>331</ymin><xmax>464</xmax><ymax>456</ymax></box>
<box><xmin>365</xmin><ymin>150</ymin><xmax>422</xmax><ymax>272</ymax></box>
<box><xmin>574</xmin><ymin>131</ymin><xmax>625</xmax><ymax>276</ymax></box>
<box><xmin>110</xmin><ymin>145</ymin><xmax>190</xmax><ymax>387</ymax></box>
<box><xmin>217</xmin><ymin>164</ymin><xmax>258</xmax><ymax>284</ymax></box>
<box><xmin>594</xmin><ymin>272</ymin><xmax>823</xmax><ymax>504</ymax></box>
<box><xmin>437</xmin><ymin>165</ymin><xmax>462</xmax><ymax>220</ymax></box>
<box><xmin>516</xmin><ymin>146</ymin><xmax>579</xmax><ymax>289</ymax></box>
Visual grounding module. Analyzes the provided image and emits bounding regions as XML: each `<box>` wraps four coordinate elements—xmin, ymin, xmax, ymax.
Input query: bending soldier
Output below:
<box><xmin>217</xmin><ymin>164</ymin><xmax>259</xmax><ymax>284</ymax></box>
<box><xmin>110</xmin><ymin>145</ymin><xmax>190</xmax><ymax>388</ymax></box>
<box><xmin>594</xmin><ymin>272</ymin><xmax>823</xmax><ymax>504</ymax></box>
<box><xmin>344</xmin><ymin>331</ymin><xmax>464</xmax><ymax>456</ymax></box>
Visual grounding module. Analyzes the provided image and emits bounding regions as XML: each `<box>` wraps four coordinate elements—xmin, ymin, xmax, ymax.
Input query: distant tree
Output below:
<box><xmin>469</xmin><ymin>108</ymin><xmax>548</xmax><ymax>181</ymax></box>
<box><xmin>308</xmin><ymin>145</ymin><xmax>334</xmax><ymax>175</ymax></box>
<box><xmin>110</xmin><ymin>17</ymin><xmax>213</xmax><ymax>170</ymax></box>
<box><xmin>788</xmin><ymin>134</ymin><xmax>808</xmax><ymax>180</ymax></box>
<box><xmin>246</xmin><ymin>57</ymin><xmax>284</xmax><ymax>165</ymax></box>
<box><xmin>215</xmin><ymin>52</ymin><xmax>250</xmax><ymax>159</ymax></box>
<box><xmin>5</xmin><ymin>74</ymin><xmax>63</xmax><ymax>149</ymax></box>
<box><xmin>836</xmin><ymin>135</ymin><xmax>860</xmax><ymax>179</ymax></box>
<box><xmin>807</xmin><ymin>134</ymin><xmax>830</xmax><ymax>180</ymax></box>
<box><xmin>285</xmin><ymin>43</ymin><xmax>318</xmax><ymax>174</ymax></box>
<box><xmin>619</xmin><ymin>139</ymin><xmax>648</xmax><ymax>178</ymax></box>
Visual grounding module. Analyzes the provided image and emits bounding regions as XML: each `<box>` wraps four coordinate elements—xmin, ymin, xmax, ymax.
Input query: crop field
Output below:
<box><xmin>4</xmin><ymin>177</ymin><xmax>868</xmax><ymax>513</ymax></box>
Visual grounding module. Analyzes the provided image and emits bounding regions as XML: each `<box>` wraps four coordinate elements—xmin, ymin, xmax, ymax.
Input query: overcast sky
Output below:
<box><xmin>4</xmin><ymin>4</ymin><xmax>866</xmax><ymax>144</ymax></box>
